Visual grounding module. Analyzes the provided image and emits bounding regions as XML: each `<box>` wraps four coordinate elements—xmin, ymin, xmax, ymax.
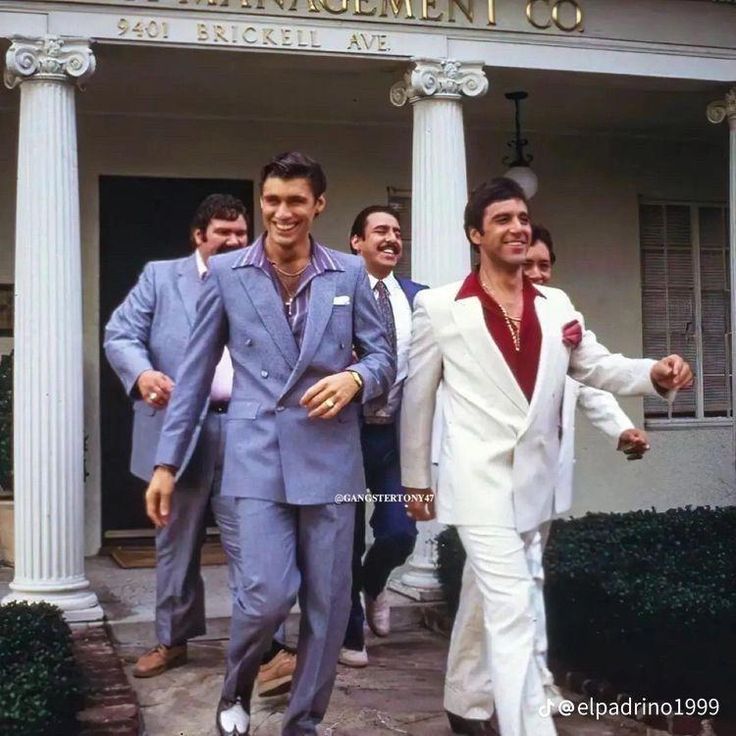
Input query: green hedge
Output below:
<box><xmin>436</xmin><ymin>506</ymin><xmax>736</xmax><ymax>713</ymax></box>
<box><xmin>0</xmin><ymin>601</ymin><xmax>86</xmax><ymax>735</ymax></box>
<box><xmin>0</xmin><ymin>350</ymin><xmax>11</xmax><ymax>492</ymax></box>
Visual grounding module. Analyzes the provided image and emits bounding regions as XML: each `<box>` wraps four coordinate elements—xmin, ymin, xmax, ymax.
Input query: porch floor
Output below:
<box><xmin>0</xmin><ymin>559</ymin><xmax>655</xmax><ymax>736</ymax></box>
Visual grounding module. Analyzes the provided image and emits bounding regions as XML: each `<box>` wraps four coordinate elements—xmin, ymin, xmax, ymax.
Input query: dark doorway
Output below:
<box><xmin>99</xmin><ymin>176</ymin><xmax>254</xmax><ymax>538</ymax></box>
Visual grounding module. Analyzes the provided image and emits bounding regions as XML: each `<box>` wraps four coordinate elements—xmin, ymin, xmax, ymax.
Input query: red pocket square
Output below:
<box><xmin>562</xmin><ymin>320</ymin><xmax>582</xmax><ymax>348</ymax></box>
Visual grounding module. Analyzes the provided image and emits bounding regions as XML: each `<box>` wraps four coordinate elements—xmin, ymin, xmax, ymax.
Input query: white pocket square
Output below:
<box><xmin>333</xmin><ymin>295</ymin><xmax>351</xmax><ymax>305</ymax></box>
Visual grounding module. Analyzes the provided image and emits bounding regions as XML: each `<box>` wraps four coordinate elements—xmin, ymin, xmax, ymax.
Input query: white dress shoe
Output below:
<box><xmin>338</xmin><ymin>647</ymin><xmax>369</xmax><ymax>668</ymax></box>
<box><xmin>216</xmin><ymin>697</ymin><xmax>250</xmax><ymax>736</ymax></box>
<box><xmin>365</xmin><ymin>591</ymin><xmax>391</xmax><ymax>637</ymax></box>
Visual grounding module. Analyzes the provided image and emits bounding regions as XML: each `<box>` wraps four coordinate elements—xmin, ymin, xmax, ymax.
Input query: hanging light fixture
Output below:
<box><xmin>503</xmin><ymin>90</ymin><xmax>538</xmax><ymax>199</ymax></box>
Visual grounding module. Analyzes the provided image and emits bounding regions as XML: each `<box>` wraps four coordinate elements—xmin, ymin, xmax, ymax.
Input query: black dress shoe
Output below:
<box><xmin>216</xmin><ymin>697</ymin><xmax>250</xmax><ymax>736</ymax></box>
<box><xmin>446</xmin><ymin>709</ymin><xmax>497</xmax><ymax>735</ymax></box>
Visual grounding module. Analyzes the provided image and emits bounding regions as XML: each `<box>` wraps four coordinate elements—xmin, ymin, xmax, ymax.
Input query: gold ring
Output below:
<box><xmin>149</xmin><ymin>392</ymin><xmax>158</xmax><ymax>401</ymax></box>
<box><xmin>324</xmin><ymin>398</ymin><xmax>336</xmax><ymax>410</ymax></box>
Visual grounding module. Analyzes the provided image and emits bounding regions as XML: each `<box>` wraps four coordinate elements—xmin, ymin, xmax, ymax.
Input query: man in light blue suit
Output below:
<box><xmin>146</xmin><ymin>153</ymin><xmax>395</xmax><ymax>736</ymax></box>
<box><xmin>105</xmin><ymin>194</ymin><xmax>266</xmax><ymax>679</ymax></box>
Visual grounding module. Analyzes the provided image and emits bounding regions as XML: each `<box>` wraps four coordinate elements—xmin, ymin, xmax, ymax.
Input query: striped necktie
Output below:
<box><xmin>363</xmin><ymin>280</ymin><xmax>397</xmax><ymax>423</ymax></box>
<box><xmin>375</xmin><ymin>280</ymin><xmax>397</xmax><ymax>352</ymax></box>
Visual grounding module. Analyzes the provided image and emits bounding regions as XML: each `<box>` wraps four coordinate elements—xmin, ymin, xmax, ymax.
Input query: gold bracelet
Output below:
<box><xmin>348</xmin><ymin>370</ymin><xmax>364</xmax><ymax>389</ymax></box>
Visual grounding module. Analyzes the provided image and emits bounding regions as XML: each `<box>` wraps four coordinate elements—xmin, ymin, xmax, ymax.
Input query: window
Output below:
<box><xmin>640</xmin><ymin>201</ymin><xmax>731</xmax><ymax>422</ymax></box>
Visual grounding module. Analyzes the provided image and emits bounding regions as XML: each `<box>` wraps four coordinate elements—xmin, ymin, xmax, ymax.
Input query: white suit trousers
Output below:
<box><xmin>444</xmin><ymin>524</ymin><xmax>557</xmax><ymax>736</ymax></box>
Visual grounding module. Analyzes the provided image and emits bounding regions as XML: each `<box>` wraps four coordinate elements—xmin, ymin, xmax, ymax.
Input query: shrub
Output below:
<box><xmin>436</xmin><ymin>506</ymin><xmax>736</xmax><ymax>713</ymax></box>
<box><xmin>0</xmin><ymin>601</ymin><xmax>86</xmax><ymax>735</ymax></box>
<box><xmin>545</xmin><ymin>506</ymin><xmax>736</xmax><ymax>711</ymax></box>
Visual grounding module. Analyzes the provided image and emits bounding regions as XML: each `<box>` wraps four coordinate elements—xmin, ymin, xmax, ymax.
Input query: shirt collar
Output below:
<box><xmin>195</xmin><ymin>249</ymin><xmax>207</xmax><ymax>279</ymax></box>
<box><xmin>455</xmin><ymin>271</ymin><xmax>545</xmax><ymax>301</ymax></box>
<box><xmin>236</xmin><ymin>234</ymin><xmax>343</xmax><ymax>273</ymax></box>
<box><xmin>368</xmin><ymin>271</ymin><xmax>398</xmax><ymax>291</ymax></box>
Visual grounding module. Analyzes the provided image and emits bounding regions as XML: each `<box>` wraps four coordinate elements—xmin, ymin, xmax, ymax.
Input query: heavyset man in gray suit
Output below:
<box><xmin>104</xmin><ymin>194</ymin><xmax>290</xmax><ymax>688</ymax></box>
<box><xmin>146</xmin><ymin>153</ymin><xmax>395</xmax><ymax>736</ymax></box>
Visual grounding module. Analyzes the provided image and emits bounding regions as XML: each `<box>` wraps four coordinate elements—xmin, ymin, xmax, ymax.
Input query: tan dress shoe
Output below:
<box><xmin>132</xmin><ymin>643</ymin><xmax>187</xmax><ymax>678</ymax></box>
<box><xmin>256</xmin><ymin>650</ymin><xmax>296</xmax><ymax>697</ymax></box>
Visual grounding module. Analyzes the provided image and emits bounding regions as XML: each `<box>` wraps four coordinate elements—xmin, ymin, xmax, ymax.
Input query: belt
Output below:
<box><xmin>209</xmin><ymin>400</ymin><xmax>230</xmax><ymax>414</ymax></box>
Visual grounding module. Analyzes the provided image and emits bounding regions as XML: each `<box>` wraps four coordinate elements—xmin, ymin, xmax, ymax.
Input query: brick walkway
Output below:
<box><xmin>73</xmin><ymin>625</ymin><xmax>142</xmax><ymax>736</ymax></box>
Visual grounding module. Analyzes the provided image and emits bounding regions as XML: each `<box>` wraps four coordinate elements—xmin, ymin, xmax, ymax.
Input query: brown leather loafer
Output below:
<box><xmin>132</xmin><ymin>643</ymin><xmax>187</xmax><ymax>678</ymax></box>
<box><xmin>256</xmin><ymin>650</ymin><xmax>297</xmax><ymax>697</ymax></box>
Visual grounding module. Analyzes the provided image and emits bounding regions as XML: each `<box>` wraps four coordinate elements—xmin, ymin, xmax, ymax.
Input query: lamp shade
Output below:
<box><xmin>504</xmin><ymin>165</ymin><xmax>538</xmax><ymax>199</ymax></box>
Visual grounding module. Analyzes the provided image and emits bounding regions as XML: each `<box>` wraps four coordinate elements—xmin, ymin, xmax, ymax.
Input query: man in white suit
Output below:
<box><xmin>438</xmin><ymin>223</ymin><xmax>657</xmax><ymax>732</ymax></box>
<box><xmin>400</xmin><ymin>178</ymin><xmax>692</xmax><ymax>736</ymax></box>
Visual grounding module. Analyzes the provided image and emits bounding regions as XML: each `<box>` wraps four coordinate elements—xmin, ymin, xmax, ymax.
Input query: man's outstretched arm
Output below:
<box><xmin>576</xmin><ymin>384</ymin><xmax>649</xmax><ymax>459</ymax></box>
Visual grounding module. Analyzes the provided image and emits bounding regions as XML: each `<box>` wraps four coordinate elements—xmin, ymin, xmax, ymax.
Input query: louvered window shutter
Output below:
<box><xmin>640</xmin><ymin>201</ymin><xmax>731</xmax><ymax>420</ymax></box>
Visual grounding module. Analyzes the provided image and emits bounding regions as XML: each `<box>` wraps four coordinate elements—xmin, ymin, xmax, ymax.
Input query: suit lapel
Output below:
<box><xmin>525</xmin><ymin>295</ymin><xmax>556</xmax><ymax>421</ymax></box>
<box><xmin>235</xmin><ymin>266</ymin><xmax>300</xmax><ymax>369</ymax></box>
<box><xmin>176</xmin><ymin>254</ymin><xmax>201</xmax><ymax>327</ymax></box>
<box><xmin>281</xmin><ymin>271</ymin><xmax>338</xmax><ymax>396</ymax></box>
<box><xmin>452</xmin><ymin>297</ymin><xmax>528</xmax><ymax>414</ymax></box>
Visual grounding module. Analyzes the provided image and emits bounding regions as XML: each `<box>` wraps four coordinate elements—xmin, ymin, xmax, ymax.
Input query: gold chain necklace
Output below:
<box><xmin>480</xmin><ymin>279</ymin><xmax>522</xmax><ymax>352</ymax></box>
<box><xmin>269</xmin><ymin>260</ymin><xmax>310</xmax><ymax>278</ymax></box>
<box><xmin>269</xmin><ymin>260</ymin><xmax>309</xmax><ymax>317</ymax></box>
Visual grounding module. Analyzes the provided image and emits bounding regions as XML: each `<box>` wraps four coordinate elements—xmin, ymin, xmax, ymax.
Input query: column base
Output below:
<box><xmin>389</xmin><ymin>574</ymin><xmax>444</xmax><ymax>602</ymax></box>
<box><xmin>3</xmin><ymin>586</ymin><xmax>104</xmax><ymax>623</ymax></box>
<box><xmin>399</xmin><ymin>555</ymin><xmax>443</xmax><ymax>591</ymax></box>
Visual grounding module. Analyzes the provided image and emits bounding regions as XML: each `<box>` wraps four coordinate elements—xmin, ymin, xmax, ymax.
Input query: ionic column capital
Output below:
<box><xmin>706</xmin><ymin>87</ymin><xmax>736</xmax><ymax>130</ymax></box>
<box><xmin>390</xmin><ymin>58</ymin><xmax>488</xmax><ymax>107</ymax></box>
<box><xmin>5</xmin><ymin>36</ymin><xmax>95</xmax><ymax>90</ymax></box>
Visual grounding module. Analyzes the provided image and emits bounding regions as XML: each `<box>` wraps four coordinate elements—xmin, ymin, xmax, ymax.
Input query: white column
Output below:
<box><xmin>707</xmin><ymin>88</ymin><xmax>736</xmax><ymax>464</ymax></box>
<box><xmin>390</xmin><ymin>58</ymin><xmax>488</xmax><ymax>286</ymax></box>
<box><xmin>3</xmin><ymin>36</ymin><xmax>102</xmax><ymax>622</ymax></box>
<box><xmin>389</xmin><ymin>59</ymin><xmax>488</xmax><ymax>597</ymax></box>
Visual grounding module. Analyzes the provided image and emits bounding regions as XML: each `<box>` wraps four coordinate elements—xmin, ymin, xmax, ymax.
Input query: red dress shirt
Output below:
<box><xmin>456</xmin><ymin>272</ymin><xmax>543</xmax><ymax>402</ymax></box>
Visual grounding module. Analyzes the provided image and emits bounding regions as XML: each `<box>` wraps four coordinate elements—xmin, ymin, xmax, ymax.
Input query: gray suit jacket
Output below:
<box><xmin>104</xmin><ymin>253</ymin><xmax>209</xmax><ymax>483</ymax></box>
<box><xmin>155</xmin><ymin>241</ymin><xmax>396</xmax><ymax>505</ymax></box>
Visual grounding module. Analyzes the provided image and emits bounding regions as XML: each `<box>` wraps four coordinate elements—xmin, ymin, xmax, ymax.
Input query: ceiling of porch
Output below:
<box><xmin>0</xmin><ymin>41</ymin><xmax>728</xmax><ymax>141</ymax></box>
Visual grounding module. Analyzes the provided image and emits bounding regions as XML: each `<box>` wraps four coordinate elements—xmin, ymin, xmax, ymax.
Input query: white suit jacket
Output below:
<box><xmin>555</xmin><ymin>379</ymin><xmax>634</xmax><ymax>515</ymax></box>
<box><xmin>400</xmin><ymin>281</ymin><xmax>665</xmax><ymax>533</ymax></box>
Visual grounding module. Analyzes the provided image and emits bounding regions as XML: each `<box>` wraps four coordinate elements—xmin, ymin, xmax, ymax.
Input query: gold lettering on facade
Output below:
<box><xmin>196</xmin><ymin>22</ymin><xmax>321</xmax><ymax>47</ymax></box>
<box><xmin>551</xmin><ymin>0</ymin><xmax>583</xmax><ymax>31</ymax></box>
<box><xmin>525</xmin><ymin>0</ymin><xmax>551</xmax><ymax>28</ymax></box>
<box><xmin>118</xmin><ymin>16</ymin><xmax>171</xmax><ymax>36</ymax></box>
<box><xmin>354</xmin><ymin>0</ymin><xmax>377</xmax><ymax>15</ymax></box>
<box><xmin>486</xmin><ymin>0</ymin><xmax>495</xmax><ymax>25</ymax></box>
<box><xmin>448</xmin><ymin>0</ymin><xmax>472</xmax><ymax>23</ymax></box>
<box><xmin>320</xmin><ymin>0</ymin><xmax>348</xmax><ymax>12</ymax></box>
<box><xmin>346</xmin><ymin>31</ymin><xmax>390</xmax><ymax>50</ymax></box>
<box><xmin>378</xmin><ymin>0</ymin><xmax>414</xmax><ymax>19</ymax></box>
<box><xmin>525</xmin><ymin>0</ymin><xmax>583</xmax><ymax>31</ymax></box>
<box><xmin>421</xmin><ymin>0</ymin><xmax>442</xmax><ymax>20</ymax></box>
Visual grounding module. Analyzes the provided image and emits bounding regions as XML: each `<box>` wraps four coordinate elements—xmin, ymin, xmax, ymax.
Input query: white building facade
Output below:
<box><xmin>0</xmin><ymin>0</ymin><xmax>734</xmax><ymax>620</ymax></box>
